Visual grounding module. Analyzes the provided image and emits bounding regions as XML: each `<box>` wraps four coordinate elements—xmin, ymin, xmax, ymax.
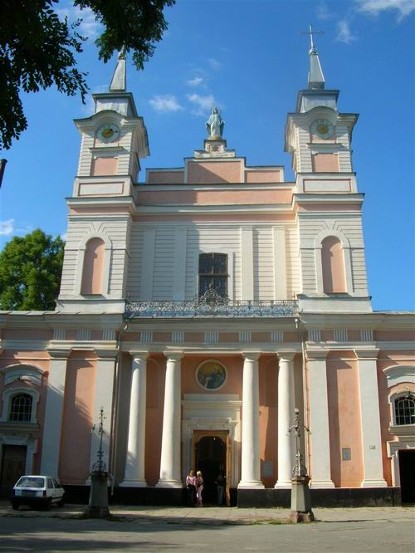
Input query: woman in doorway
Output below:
<box><xmin>196</xmin><ymin>470</ymin><xmax>204</xmax><ymax>506</ymax></box>
<box><xmin>185</xmin><ymin>470</ymin><xmax>196</xmax><ymax>506</ymax></box>
<box><xmin>215</xmin><ymin>472</ymin><xmax>225</xmax><ymax>506</ymax></box>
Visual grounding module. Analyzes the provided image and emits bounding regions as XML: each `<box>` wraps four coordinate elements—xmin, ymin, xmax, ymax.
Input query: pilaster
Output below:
<box><xmin>41</xmin><ymin>349</ymin><xmax>69</xmax><ymax>476</ymax></box>
<box><xmin>355</xmin><ymin>348</ymin><xmax>387</xmax><ymax>487</ymax></box>
<box><xmin>307</xmin><ymin>349</ymin><xmax>335</xmax><ymax>488</ymax></box>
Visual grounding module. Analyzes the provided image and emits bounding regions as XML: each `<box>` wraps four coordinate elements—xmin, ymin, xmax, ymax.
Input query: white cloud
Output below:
<box><xmin>355</xmin><ymin>0</ymin><xmax>415</xmax><ymax>19</ymax></box>
<box><xmin>316</xmin><ymin>2</ymin><xmax>334</xmax><ymax>20</ymax></box>
<box><xmin>56</xmin><ymin>4</ymin><xmax>101</xmax><ymax>39</ymax></box>
<box><xmin>208</xmin><ymin>58</ymin><xmax>222</xmax><ymax>71</ymax></box>
<box><xmin>0</xmin><ymin>219</ymin><xmax>15</xmax><ymax>236</ymax></box>
<box><xmin>149</xmin><ymin>95</ymin><xmax>184</xmax><ymax>112</ymax></box>
<box><xmin>187</xmin><ymin>77</ymin><xmax>204</xmax><ymax>87</ymax></box>
<box><xmin>336</xmin><ymin>20</ymin><xmax>358</xmax><ymax>43</ymax></box>
<box><xmin>187</xmin><ymin>94</ymin><xmax>216</xmax><ymax>115</ymax></box>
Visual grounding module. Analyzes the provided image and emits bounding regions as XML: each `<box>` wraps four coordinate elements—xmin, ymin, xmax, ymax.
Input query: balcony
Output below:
<box><xmin>125</xmin><ymin>289</ymin><xmax>298</xmax><ymax>319</ymax></box>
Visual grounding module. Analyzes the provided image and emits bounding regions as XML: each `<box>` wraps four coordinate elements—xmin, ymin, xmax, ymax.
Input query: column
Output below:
<box><xmin>121</xmin><ymin>352</ymin><xmax>148</xmax><ymax>487</ymax></box>
<box><xmin>238</xmin><ymin>352</ymin><xmax>264</xmax><ymax>489</ymax></box>
<box><xmin>307</xmin><ymin>350</ymin><xmax>335</xmax><ymax>488</ymax></box>
<box><xmin>275</xmin><ymin>352</ymin><xmax>295</xmax><ymax>488</ymax></box>
<box><xmin>157</xmin><ymin>352</ymin><xmax>183</xmax><ymax>487</ymax></box>
<box><xmin>41</xmin><ymin>349</ymin><xmax>68</xmax><ymax>475</ymax></box>
<box><xmin>89</xmin><ymin>351</ymin><xmax>117</xmax><ymax>474</ymax></box>
<box><xmin>356</xmin><ymin>348</ymin><xmax>387</xmax><ymax>487</ymax></box>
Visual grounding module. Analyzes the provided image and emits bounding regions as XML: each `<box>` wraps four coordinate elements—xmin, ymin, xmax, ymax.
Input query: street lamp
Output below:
<box><xmin>288</xmin><ymin>408</ymin><xmax>315</xmax><ymax>523</ymax></box>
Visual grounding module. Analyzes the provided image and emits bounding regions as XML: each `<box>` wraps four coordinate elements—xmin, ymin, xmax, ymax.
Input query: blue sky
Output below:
<box><xmin>0</xmin><ymin>0</ymin><xmax>414</xmax><ymax>311</ymax></box>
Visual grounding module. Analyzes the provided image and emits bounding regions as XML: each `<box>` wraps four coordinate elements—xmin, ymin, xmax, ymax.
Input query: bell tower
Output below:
<box><xmin>285</xmin><ymin>28</ymin><xmax>372</xmax><ymax>313</ymax></box>
<box><xmin>57</xmin><ymin>51</ymin><xmax>149</xmax><ymax>313</ymax></box>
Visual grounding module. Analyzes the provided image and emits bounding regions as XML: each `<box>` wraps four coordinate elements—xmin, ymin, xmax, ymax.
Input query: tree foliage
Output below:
<box><xmin>0</xmin><ymin>230</ymin><xmax>65</xmax><ymax>310</ymax></box>
<box><xmin>0</xmin><ymin>0</ymin><xmax>175</xmax><ymax>150</ymax></box>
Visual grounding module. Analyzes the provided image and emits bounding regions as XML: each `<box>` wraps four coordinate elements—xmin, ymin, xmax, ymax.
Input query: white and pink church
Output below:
<box><xmin>0</xmin><ymin>42</ymin><xmax>414</xmax><ymax>507</ymax></box>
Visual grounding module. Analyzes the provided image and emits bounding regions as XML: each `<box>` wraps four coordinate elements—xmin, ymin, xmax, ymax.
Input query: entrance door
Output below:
<box><xmin>398</xmin><ymin>449</ymin><xmax>415</xmax><ymax>503</ymax></box>
<box><xmin>194</xmin><ymin>431</ymin><xmax>228</xmax><ymax>505</ymax></box>
<box><xmin>0</xmin><ymin>445</ymin><xmax>27</xmax><ymax>498</ymax></box>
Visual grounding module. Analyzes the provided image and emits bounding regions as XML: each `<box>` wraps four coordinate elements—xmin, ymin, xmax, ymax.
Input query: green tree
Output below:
<box><xmin>0</xmin><ymin>229</ymin><xmax>65</xmax><ymax>310</ymax></box>
<box><xmin>0</xmin><ymin>0</ymin><xmax>175</xmax><ymax>150</ymax></box>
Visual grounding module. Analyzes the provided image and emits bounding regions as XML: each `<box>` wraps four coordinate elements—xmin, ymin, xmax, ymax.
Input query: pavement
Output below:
<box><xmin>0</xmin><ymin>500</ymin><xmax>414</xmax><ymax>525</ymax></box>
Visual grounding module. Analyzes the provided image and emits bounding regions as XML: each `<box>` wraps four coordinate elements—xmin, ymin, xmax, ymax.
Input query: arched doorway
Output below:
<box><xmin>194</xmin><ymin>432</ymin><xmax>228</xmax><ymax>505</ymax></box>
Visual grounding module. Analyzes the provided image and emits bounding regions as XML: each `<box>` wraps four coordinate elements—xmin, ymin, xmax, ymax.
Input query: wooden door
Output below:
<box><xmin>0</xmin><ymin>445</ymin><xmax>27</xmax><ymax>497</ymax></box>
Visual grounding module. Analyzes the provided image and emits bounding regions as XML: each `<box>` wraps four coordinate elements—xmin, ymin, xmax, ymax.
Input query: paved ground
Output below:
<box><xmin>0</xmin><ymin>501</ymin><xmax>413</xmax><ymax>552</ymax></box>
<box><xmin>1</xmin><ymin>501</ymin><xmax>414</xmax><ymax>525</ymax></box>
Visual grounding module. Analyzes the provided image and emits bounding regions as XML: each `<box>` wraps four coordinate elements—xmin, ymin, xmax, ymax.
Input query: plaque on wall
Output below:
<box><xmin>196</xmin><ymin>361</ymin><xmax>227</xmax><ymax>390</ymax></box>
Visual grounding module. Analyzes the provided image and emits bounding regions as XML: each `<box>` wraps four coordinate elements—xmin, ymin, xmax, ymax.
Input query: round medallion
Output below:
<box><xmin>196</xmin><ymin>361</ymin><xmax>227</xmax><ymax>390</ymax></box>
<box><xmin>96</xmin><ymin>123</ymin><xmax>120</xmax><ymax>143</ymax></box>
<box><xmin>311</xmin><ymin>119</ymin><xmax>334</xmax><ymax>139</ymax></box>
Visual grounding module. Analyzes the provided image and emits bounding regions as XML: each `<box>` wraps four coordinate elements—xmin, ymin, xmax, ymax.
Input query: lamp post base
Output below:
<box><xmin>290</xmin><ymin>475</ymin><xmax>315</xmax><ymax>523</ymax></box>
<box><xmin>84</xmin><ymin>470</ymin><xmax>110</xmax><ymax>519</ymax></box>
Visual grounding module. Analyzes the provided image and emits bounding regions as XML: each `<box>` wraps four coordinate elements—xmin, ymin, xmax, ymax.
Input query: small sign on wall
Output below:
<box><xmin>342</xmin><ymin>448</ymin><xmax>351</xmax><ymax>461</ymax></box>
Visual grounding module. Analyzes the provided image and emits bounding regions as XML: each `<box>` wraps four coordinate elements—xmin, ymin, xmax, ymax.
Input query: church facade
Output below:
<box><xmin>0</xmin><ymin>43</ymin><xmax>414</xmax><ymax>507</ymax></box>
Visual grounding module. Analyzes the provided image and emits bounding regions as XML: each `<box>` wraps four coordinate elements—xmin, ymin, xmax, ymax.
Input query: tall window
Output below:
<box><xmin>9</xmin><ymin>394</ymin><xmax>33</xmax><ymax>422</ymax></box>
<box><xmin>394</xmin><ymin>396</ymin><xmax>415</xmax><ymax>425</ymax></box>
<box><xmin>199</xmin><ymin>253</ymin><xmax>228</xmax><ymax>297</ymax></box>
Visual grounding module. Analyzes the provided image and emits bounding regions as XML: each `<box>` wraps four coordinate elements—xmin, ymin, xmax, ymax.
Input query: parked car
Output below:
<box><xmin>11</xmin><ymin>475</ymin><xmax>65</xmax><ymax>510</ymax></box>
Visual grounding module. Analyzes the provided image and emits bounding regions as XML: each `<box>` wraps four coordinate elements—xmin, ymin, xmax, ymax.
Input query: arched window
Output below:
<box><xmin>81</xmin><ymin>237</ymin><xmax>105</xmax><ymax>295</ymax></box>
<box><xmin>321</xmin><ymin>236</ymin><xmax>346</xmax><ymax>293</ymax></box>
<box><xmin>394</xmin><ymin>396</ymin><xmax>415</xmax><ymax>425</ymax></box>
<box><xmin>9</xmin><ymin>393</ymin><xmax>33</xmax><ymax>422</ymax></box>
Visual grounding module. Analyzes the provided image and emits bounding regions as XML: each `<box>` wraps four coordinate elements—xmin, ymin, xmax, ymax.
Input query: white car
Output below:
<box><xmin>11</xmin><ymin>475</ymin><xmax>65</xmax><ymax>510</ymax></box>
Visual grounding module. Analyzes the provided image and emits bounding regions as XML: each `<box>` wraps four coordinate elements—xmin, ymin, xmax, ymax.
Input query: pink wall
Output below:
<box><xmin>327</xmin><ymin>353</ymin><xmax>364</xmax><ymax>487</ymax></box>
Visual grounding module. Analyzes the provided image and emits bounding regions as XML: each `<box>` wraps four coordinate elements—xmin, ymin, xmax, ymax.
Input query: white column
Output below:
<box><xmin>41</xmin><ymin>350</ymin><xmax>68</xmax><ymax>475</ymax></box>
<box><xmin>121</xmin><ymin>352</ymin><xmax>148</xmax><ymax>487</ymax></box>
<box><xmin>307</xmin><ymin>350</ymin><xmax>335</xmax><ymax>488</ymax></box>
<box><xmin>356</xmin><ymin>348</ymin><xmax>387</xmax><ymax>487</ymax></box>
<box><xmin>157</xmin><ymin>352</ymin><xmax>183</xmax><ymax>488</ymax></box>
<box><xmin>238</xmin><ymin>352</ymin><xmax>264</xmax><ymax>489</ymax></box>
<box><xmin>89</xmin><ymin>351</ymin><xmax>117</xmax><ymax>474</ymax></box>
<box><xmin>275</xmin><ymin>352</ymin><xmax>295</xmax><ymax>488</ymax></box>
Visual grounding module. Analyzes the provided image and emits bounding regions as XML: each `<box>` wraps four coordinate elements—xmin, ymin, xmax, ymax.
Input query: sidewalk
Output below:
<box><xmin>0</xmin><ymin>501</ymin><xmax>413</xmax><ymax>525</ymax></box>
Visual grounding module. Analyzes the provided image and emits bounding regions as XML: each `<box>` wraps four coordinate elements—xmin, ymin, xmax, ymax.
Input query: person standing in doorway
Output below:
<box><xmin>196</xmin><ymin>470</ymin><xmax>204</xmax><ymax>506</ymax></box>
<box><xmin>215</xmin><ymin>472</ymin><xmax>225</xmax><ymax>506</ymax></box>
<box><xmin>185</xmin><ymin>470</ymin><xmax>196</xmax><ymax>506</ymax></box>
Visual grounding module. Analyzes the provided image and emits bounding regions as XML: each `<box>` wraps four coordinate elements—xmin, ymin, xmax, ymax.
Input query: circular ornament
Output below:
<box><xmin>311</xmin><ymin>119</ymin><xmax>334</xmax><ymax>139</ymax></box>
<box><xmin>96</xmin><ymin>123</ymin><xmax>120</xmax><ymax>143</ymax></box>
<box><xmin>196</xmin><ymin>361</ymin><xmax>227</xmax><ymax>390</ymax></box>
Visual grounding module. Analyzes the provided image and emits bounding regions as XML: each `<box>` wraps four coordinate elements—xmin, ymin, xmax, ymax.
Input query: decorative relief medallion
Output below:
<box><xmin>96</xmin><ymin>123</ymin><xmax>120</xmax><ymax>143</ymax></box>
<box><xmin>310</xmin><ymin>118</ymin><xmax>334</xmax><ymax>139</ymax></box>
<box><xmin>196</xmin><ymin>360</ymin><xmax>227</xmax><ymax>390</ymax></box>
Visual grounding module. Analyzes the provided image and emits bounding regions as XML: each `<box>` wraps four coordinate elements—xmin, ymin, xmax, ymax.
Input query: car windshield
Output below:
<box><xmin>16</xmin><ymin>477</ymin><xmax>44</xmax><ymax>488</ymax></box>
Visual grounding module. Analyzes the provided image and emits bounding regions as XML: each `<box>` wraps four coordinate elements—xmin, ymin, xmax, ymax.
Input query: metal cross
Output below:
<box><xmin>301</xmin><ymin>24</ymin><xmax>324</xmax><ymax>51</ymax></box>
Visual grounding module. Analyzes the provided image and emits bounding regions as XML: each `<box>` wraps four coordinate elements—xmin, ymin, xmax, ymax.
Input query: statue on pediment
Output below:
<box><xmin>206</xmin><ymin>106</ymin><xmax>224</xmax><ymax>139</ymax></box>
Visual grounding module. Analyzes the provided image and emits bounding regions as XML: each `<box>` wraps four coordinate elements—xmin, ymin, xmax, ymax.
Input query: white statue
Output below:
<box><xmin>206</xmin><ymin>107</ymin><xmax>224</xmax><ymax>139</ymax></box>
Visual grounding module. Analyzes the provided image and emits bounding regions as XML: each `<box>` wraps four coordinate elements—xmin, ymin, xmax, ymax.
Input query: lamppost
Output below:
<box><xmin>84</xmin><ymin>408</ymin><xmax>110</xmax><ymax>518</ymax></box>
<box><xmin>288</xmin><ymin>408</ymin><xmax>314</xmax><ymax>523</ymax></box>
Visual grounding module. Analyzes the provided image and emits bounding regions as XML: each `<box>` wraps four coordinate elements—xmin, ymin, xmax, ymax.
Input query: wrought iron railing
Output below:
<box><xmin>125</xmin><ymin>288</ymin><xmax>298</xmax><ymax>319</ymax></box>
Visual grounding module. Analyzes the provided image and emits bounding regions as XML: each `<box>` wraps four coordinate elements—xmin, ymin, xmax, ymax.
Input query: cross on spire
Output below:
<box><xmin>301</xmin><ymin>24</ymin><xmax>324</xmax><ymax>53</ymax></box>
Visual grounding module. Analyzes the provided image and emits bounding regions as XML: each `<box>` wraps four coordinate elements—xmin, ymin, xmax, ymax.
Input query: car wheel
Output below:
<box><xmin>11</xmin><ymin>502</ymin><xmax>19</xmax><ymax>510</ymax></box>
<box><xmin>57</xmin><ymin>499</ymin><xmax>64</xmax><ymax>508</ymax></box>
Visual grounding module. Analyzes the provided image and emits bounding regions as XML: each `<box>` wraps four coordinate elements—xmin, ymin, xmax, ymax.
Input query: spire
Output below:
<box><xmin>109</xmin><ymin>47</ymin><xmax>126</xmax><ymax>92</ymax></box>
<box><xmin>306</xmin><ymin>24</ymin><xmax>325</xmax><ymax>90</ymax></box>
